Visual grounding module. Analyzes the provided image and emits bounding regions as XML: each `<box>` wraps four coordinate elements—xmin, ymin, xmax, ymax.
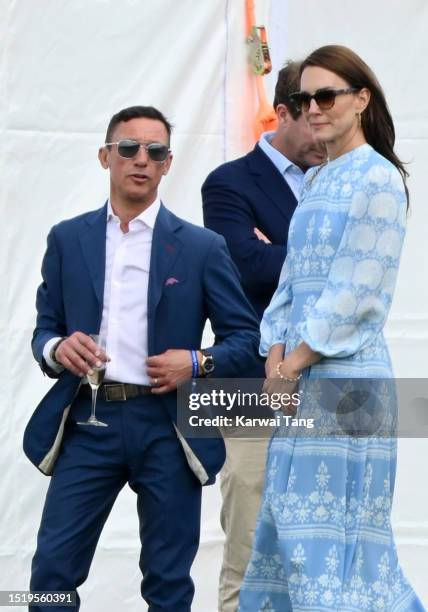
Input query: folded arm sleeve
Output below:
<box><xmin>202</xmin><ymin>178</ymin><xmax>286</xmax><ymax>292</ymax></box>
<box><xmin>300</xmin><ymin>165</ymin><xmax>407</xmax><ymax>358</ymax></box>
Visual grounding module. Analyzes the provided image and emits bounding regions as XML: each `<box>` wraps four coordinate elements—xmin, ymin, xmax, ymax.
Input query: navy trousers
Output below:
<box><xmin>30</xmin><ymin>392</ymin><xmax>202</xmax><ymax>612</ymax></box>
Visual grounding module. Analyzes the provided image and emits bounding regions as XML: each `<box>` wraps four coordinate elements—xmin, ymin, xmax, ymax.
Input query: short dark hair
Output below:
<box><xmin>105</xmin><ymin>105</ymin><xmax>173</xmax><ymax>144</ymax></box>
<box><xmin>273</xmin><ymin>60</ymin><xmax>302</xmax><ymax>119</ymax></box>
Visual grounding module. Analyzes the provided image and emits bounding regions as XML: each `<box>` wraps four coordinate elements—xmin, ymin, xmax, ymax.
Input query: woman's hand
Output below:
<box><xmin>277</xmin><ymin>357</ymin><xmax>302</xmax><ymax>383</ymax></box>
<box><xmin>263</xmin><ymin>346</ymin><xmax>301</xmax><ymax>415</ymax></box>
<box><xmin>265</xmin><ymin>343</ymin><xmax>285</xmax><ymax>378</ymax></box>
<box><xmin>263</xmin><ymin>341</ymin><xmax>322</xmax><ymax>415</ymax></box>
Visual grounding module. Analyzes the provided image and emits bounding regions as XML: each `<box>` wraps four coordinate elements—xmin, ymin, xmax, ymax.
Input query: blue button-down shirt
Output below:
<box><xmin>258</xmin><ymin>131</ymin><xmax>305</xmax><ymax>200</ymax></box>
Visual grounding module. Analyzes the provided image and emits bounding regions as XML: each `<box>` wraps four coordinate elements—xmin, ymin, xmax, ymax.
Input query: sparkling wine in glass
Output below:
<box><xmin>77</xmin><ymin>334</ymin><xmax>108</xmax><ymax>427</ymax></box>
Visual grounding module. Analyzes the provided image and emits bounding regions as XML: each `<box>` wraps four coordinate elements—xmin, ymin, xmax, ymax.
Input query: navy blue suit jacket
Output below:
<box><xmin>24</xmin><ymin>203</ymin><xmax>260</xmax><ymax>485</ymax></box>
<box><xmin>202</xmin><ymin>143</ymin><xmax>298</xmax><ymax>320</ymax></box>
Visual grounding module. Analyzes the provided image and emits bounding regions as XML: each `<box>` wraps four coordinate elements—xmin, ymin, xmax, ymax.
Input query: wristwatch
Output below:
<box><xmin>200</xmin><ymin>351</ymin><xmax>215</xmax><ymax>376</ymax></box>
<box><xmin>50</xmin><ymin>337</ymin><xmax>66</xmax><ymax>365</ymax></box>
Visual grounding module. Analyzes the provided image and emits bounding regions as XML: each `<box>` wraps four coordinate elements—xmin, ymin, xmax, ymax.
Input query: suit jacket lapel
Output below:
<box><xmin>247</xmin><ymin>144</ymin><xmax>297</xmax><ymax>222</ymax></box>
<box><xmin>79</xmin><ymin>201</ymin><xmax>182</xmax><ymax>352</ymax></box>
<box><xmin>148</xmin><ymin>204</ymin><xmax>183</xmax><ymax>326</ymax></box>
<box><xmin>78</xmin><ymin>203</ymin><xmax>107</xmax><ymax>317</ymax></box>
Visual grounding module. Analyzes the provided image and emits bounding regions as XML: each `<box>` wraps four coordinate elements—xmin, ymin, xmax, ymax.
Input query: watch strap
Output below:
<box><xmin>50</xmin><ymin>337</ymin><xmax>66</xmax><ymax>365</ymax></box>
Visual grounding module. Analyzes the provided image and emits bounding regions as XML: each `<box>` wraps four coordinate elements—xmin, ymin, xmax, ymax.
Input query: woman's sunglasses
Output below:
<box><xmin>105</xmin><ymin>139</ymin><xmax>170</xmax><ymax>162</ymax></box>
<box><xmin>290</xmin><ymin>87</ymin><xmax>360</xmax><ymax>112</ymax></box>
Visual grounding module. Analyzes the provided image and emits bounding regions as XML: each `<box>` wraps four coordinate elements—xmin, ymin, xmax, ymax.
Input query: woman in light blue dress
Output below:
<box><xmin>239</xmin><ymin>45</ymin><xmax>425</xmax><ymax>611</ymax></box>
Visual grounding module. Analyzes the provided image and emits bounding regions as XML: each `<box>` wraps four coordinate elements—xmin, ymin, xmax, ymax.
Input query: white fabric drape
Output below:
<box><xmin>1</xmin><ymin>1</ymin><xmax>426</xmax><ymax>609</ymax></box>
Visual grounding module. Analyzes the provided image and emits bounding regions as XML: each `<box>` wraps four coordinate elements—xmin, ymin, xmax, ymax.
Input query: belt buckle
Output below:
<box><xmin>105</xmin><ymin>383</ymin><xmax>127</xmax><ymax>402</ymax></box>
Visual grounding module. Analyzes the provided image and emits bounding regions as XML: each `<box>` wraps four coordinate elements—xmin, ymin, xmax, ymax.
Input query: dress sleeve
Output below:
<box><xmin>259</xmin><ymin>254</ymin><xmax>293</xmax><ymax>356</ymax></box>
<box><xmin>300</xmin><ymin>163</ymin><xmax>407</xmax><ymax>358</ymax></box>
<box><xmin>258</xmin><ymin>169</ymin><xmax>317</xmax><ymax>357</ymax></box>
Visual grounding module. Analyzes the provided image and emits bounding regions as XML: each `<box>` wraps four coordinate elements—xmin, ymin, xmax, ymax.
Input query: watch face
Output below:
<box><xmin>202</xmin><ymin>355</ymin><xmax>215</xmax><ymax>374</ymax></box>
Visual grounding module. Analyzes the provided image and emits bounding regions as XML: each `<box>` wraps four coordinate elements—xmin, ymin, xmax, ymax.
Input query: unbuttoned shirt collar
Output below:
<box><xmin>258</xmin><ymin>131</ymin><xmax>305</xmax><ymax>200</ymax></box>
<box><xmin>107</xmin><ymin>197</ymin><xmax>161</xmax><ymax>231</ymax></box>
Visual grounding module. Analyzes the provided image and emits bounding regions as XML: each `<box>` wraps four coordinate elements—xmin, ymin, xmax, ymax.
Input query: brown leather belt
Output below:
<box><xmin>79</xmin><ymin>381</ymin><xmax>153</xmax><ymax>402</ymax></box>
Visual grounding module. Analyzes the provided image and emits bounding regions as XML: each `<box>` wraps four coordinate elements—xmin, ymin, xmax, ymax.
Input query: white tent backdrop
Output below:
<box><xmin>0</xmin><ymin>1</ymin><xmax>426</xmax><ymax>610</ymax></box>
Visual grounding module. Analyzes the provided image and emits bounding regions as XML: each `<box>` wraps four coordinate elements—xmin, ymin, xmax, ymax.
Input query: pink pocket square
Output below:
<box><xmin>165</xmin><ymin>277</ymin><xmax>180</xmax><ymax>286</ymax></box>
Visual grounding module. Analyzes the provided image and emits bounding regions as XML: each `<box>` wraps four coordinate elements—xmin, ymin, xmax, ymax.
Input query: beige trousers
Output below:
<box><xmin>218</xmin><ymin>435</ymin><xmax>270</xmax><ymax>612</ymax></box>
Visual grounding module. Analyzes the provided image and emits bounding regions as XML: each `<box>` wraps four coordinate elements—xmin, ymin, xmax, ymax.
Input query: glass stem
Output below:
<box><xmin>90</xmin><ymin>385</ymin><xmax>99</xmax><ymax>420</ymax></box>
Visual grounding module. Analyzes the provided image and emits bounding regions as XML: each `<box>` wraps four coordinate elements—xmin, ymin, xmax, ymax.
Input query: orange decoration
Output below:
<box><xmin>245</xmin><ymin>0</ymin><xmax>278</xmax><ymax>140</ymax></box>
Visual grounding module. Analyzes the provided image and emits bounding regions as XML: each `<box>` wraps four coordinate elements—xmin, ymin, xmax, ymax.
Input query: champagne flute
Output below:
<box><xmin>77</xmin><ymin>334</ymin><xmax>108</xmax><ymax>427</ymax></box>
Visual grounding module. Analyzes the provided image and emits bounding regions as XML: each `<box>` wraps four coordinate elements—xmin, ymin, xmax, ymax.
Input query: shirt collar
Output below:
<box><xmin>107</xmin><ymin>197</ymin><xmax>161</xmax><ymax>230</ymax></box>
<box><xmin>258</xmin><ymin>131</ymin><xmax>301</xmax><ymax>176</ymax></box>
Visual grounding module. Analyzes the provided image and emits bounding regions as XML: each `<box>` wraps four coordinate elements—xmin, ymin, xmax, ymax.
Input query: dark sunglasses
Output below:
<box><xmin>290</xmin><ymin>87</ymin><xmax>360</xmax><ymax>112</ymax></box>
<box><xmin>105</xmin><ymin>139</ymin><xmax>170</xmax><ymax>162</ymax></box>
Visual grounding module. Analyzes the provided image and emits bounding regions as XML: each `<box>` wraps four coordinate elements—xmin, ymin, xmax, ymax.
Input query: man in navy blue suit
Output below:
<box><xmin>202</xmin><ymin>62</ymin><xmax>326</xmax><ymax>612</ymax></box>
<box><xmin>24</xmin><ymin>105</ymin><xmax>260</xmax><ymax>612</ymax></box>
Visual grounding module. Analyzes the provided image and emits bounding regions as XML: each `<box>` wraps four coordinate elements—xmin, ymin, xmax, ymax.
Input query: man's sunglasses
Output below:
<box><xmin>290</xmin><ymin>87</ymin><xmax>360</xmax><ymax>112</ymax></box>
<box><xmin>105</xmin><ymin>139</ymin><xmax>171</xmax><ymax>162</ymax></box>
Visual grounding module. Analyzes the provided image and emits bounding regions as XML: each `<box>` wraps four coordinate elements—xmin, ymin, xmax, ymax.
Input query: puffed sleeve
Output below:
<box><xmin>259</xmin><ymin>254</ymin><xmax>293</xmax><ymax>356</ymax></box>
<box><xmin>300</xmin><ymin>162</ymin><xmax>407</xmax><ymax>358</ymax></box>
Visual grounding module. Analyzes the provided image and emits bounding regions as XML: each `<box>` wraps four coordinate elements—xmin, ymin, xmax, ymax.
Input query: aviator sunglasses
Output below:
<box><xmin>290</xmin><ymin>87</ymin><xmax>360</xmax><ymax>112</ymax></box>
<box><xmin>105</xmin><ymin>139</ymin><xmax>171</xmax><ymax>162</ymax></box>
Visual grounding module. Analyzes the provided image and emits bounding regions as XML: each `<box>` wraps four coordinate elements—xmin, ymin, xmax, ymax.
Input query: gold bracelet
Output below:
<box><xmin>275</xmin><ymin>361</ymin><xmax>302</xmax><ymax>382</ymax></box>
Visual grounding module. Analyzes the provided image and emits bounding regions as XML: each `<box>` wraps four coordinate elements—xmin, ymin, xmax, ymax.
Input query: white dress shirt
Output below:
<box><xmin>43</xmin><ymin>199</ymin><xmax>160</xmax><ymax>384</ymax></box>
<box><xmin>258</xmin><ymin>131</ymin><xmax>305</xmax><ymax>200</ymax></box>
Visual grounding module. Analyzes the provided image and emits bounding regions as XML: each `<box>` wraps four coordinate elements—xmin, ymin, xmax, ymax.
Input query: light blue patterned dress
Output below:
<box><xmin>239</xmin><ymin>144</ymin><xmax>425</xmax><ymax>611</ymax></box>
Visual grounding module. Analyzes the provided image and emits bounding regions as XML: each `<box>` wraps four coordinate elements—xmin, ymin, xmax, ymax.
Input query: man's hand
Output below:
<box><xmin>254</xmin><ymin>227</ymin><xmax>272</xmax><ymax>244</ymax></box>
<box><xmin>147</xmin><ymin>349</ymin><xmax>200</xmax><ymax>394</ymax></box>
<box><xmin>54</xmin><ymin>332</ymin><xmax>109</xmax><ymax>377</ymax></box>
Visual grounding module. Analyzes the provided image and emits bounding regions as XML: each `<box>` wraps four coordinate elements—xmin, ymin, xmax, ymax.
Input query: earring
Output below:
<box><xmin>357</xmin><ymin>112</ymin><xmax>362</xmax><ymax>128</ymax></box>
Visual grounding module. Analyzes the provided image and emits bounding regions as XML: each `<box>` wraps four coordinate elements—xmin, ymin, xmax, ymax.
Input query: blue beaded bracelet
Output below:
<box><xmin>191</xmin><ymin>350</ymin><xmax>199</xmax><ymax>378</ymax></box>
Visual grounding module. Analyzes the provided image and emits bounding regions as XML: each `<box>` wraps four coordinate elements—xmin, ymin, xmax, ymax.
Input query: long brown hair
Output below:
<box><xmin>300</xmin><ymin>45</ymin><xmax>409</xmax><ymax>206</ymax></box>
